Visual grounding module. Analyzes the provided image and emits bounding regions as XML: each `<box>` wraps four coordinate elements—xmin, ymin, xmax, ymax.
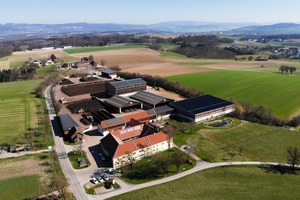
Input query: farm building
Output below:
<box><xmin>98</xmin><ymin>110</ymin><xmax>156</xmax><ymax>136</ymax></box>
<box><xmin>101</xmin><ymin>69</ymin><xmax>118</xmax><ymax>79</ymax></box>
<box><xmin>169</xmin><ymin>95</ymin><xmax>235</xmax><ymax>123</ymax></box>
<box><xmin>59</xmin><ymin>113</ymin><xmax>83</xmax><ymax>142</ymax></box>
<box><xmin>130</xmin><ymin>91</ymin><xmax>175</xmax><ymax>109</ymax></box>
<box><xmin>99</xmin><ymin>123</ymin><xmax>171</xmax><ymax>169</ymax></box>
<box><xmin>146</xmin><ymin>105</ymin><xmax>174</xmax><ymax>121</ymax></box>
<box><xmin>105</xmin><ymin>78</ymin><xmax>147</xmax><ymax>96</ymax></box>
<box><xmin>72</xmin><ymin>61</ymin><xmax>94</xmax><ymax>70</ymax></box>
<box><xmin>103</xmin><ymin>95</ymin><xmax>142</xmax><ymax>113</ymax></box>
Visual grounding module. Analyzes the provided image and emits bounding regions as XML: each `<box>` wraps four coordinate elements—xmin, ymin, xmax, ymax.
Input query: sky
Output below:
<box><xmin>1</xmin><ymin>0</ymin><xmax>300</xmax><ymax>25</ymax></box>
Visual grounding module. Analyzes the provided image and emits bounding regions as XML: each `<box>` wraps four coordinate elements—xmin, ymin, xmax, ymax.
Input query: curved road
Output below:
<box><xmin>45</xmin><ymin>85</ymin><xmax>296</xmax><ymax>200</ymax></box>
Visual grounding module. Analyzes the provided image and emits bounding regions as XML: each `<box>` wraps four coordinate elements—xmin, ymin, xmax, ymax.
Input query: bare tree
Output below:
<box><xmin>287</xmin><ymin>147</ymin><xmax>300</xmax><ymax>169</ymax></box>
<box><xmin>165</xmin><ymin>123</ymin><xmax>175</xmax><ymax>158</ymax></box>
<box><xmin>100</xmin><ymin>59</ymin><xmax>107</xmax><ymax>66</ymax></box>
<box><xmin>51</xmin><ymin>176</ymin><xmax>68</xmax><ymax>200</ymax></box>
<box><xmin>125</xmin><ymin>151</ymin><xmax>135</xmax><ymax>174</ymax></box>
<box><xmin>74</xmin><ymin>139</ymin><xmax>83</xmax><ymax>155</ymax></box>
<box><xmin>24</xmin><ymin>130</ymin><xmax>34</xmax><ymax>149</ymax></box>
<box><xmin>171</xmin><ymin>150</ymin><xmax>186</xmax><ymax>173</ymax></box>
<box><xmin>186</xmin><ymin>138</ymin><xmax>198</xmax><ymax>160</ymax></box>
<box><xmin>88</xmin><ymin>55</ymin><xmax>94</xmax><ymax>61</ymax></box>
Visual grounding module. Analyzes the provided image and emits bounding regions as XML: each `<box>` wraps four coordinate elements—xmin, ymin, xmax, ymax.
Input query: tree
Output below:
<box><xmin>248</xmin><ymin>56</ymin><xmax>254</xmax><ymax>61</ymax></box>
<box><xmin>186</xmin><ymin>138</ymin><xmax>198</xmax><ymax>160</ymax></box>
<box><xmin>165</xmin><ymin>123</ymin><xmax>175</xmax><ymax>157</ymax></box>
<box><xmin>24</xmin><ymin>130</ymin><xmax>34</xmax><ymax>149</ymax></box>
<box><xmin>171</xmin><ymin>151</ymin><xmax>186</xmax><ymax>173</ymax></box>
<box><xmin>125</xmin><ymin>151</ymin><xmax>135</xmax><ymax>174</ymax></box>
<box><xmin>289</xmin><ymin>67</ymin><xmax>297</xmax><ymax>74</ymax></box>
<box><xmin>279</xmin><ymin>65</ymin><xmax>287</xmax><ymax>74</ymax></box>
<box><xmin>88</xmin><ymin>55</ymin><xmax>94</xmax><ymax>61</ymax></box>
<box><xmin>287</xmin><ymin>147</ymin><xmax>300</xmax><ymax>169</ymax></box>
<box><xmin>154</xmin><ymin>155</ymin><xmax>170</xmax><ymax>177</ymax></box>
<box><xmin>100</xmin><ymin>59</ymin><xmax>107</xmax><ymax>66</ymax></box>
<box><xmin>51</xmin><ymin>176</ymin><xmax>68</xmax><ymax>200</ymax></box>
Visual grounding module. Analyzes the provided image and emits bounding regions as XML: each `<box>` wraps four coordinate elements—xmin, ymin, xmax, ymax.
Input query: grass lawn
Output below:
<box><xmin>68</xmin><ymin>151</ymin><xmax>91</xmax><ymax>169</ymax></box>
<box><xmin>109</xmin><ymin>165</ymin><xmax>300</xmax><ymax>200</ymax></box>
<box><xmin>178</xmin><ymin>61</ymin><xmax>221</xmax><ymax>67</ymax></box>
<box><xmin>160</xmin><ymin>51</ymin><xmax>188</xmax><ymax>59</ymax></box>
<box><xmin>63</xmin><ymin>44</ymin><xmax>148</xmax><ymax>54</ymax></box>
<box><xmin>0</xmin><ymin>175</ymin><xmax>40</xmax><ymax>200</ymax></box>
<box><xmin>167</xmin><ymin>70</ymin><xmax>300</xmax><ymax>118</ymax></box>
<box><xmin>0</xmin><ymin>79</ymin><xmax>53</xmax><ymax>147</ymax></box>
<box><xmin>174</xmin><ymin>121</ymin><xmax>300</xmax><ymax>163</ymax></box>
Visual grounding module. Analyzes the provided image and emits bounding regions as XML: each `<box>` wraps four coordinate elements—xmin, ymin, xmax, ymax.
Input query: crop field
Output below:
<box><xmin>0</xmin><ymin>175</ymin><xmax>40</xmax><ymax>200</ymax></box>
<box><xmin>0</xmin><ymin>80</ymin><xmax>42</xmax><ymax>144</ymax></box>
<box><xmin>63</xmin><ymin>44</ymin><xmax>148</xmax><ymax>54</ymax></box>
<box><xmin>167</xmin><ymin>70</ymin><xmax>300</xmax><ymax>118</ymax></box>
<box><xmin>178</xmin><ymin>61</ymin><xmax>222</xmax><ymax>67</ymax></box>
<box><xmin>109</xmin><ymin>165</ymin><xmax>300</xmax><ymax>200</ymax></box>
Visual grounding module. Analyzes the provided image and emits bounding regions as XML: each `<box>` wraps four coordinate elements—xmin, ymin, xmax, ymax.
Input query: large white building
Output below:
<box><xmin>169</xmin><ymin>95</ymin><xmax>235</xmax><ymax>123</ymax></box>
<box><xmin>99</xmin><ymin>123</ymin><xmax>171</xmax><ymax>169</ymax></box>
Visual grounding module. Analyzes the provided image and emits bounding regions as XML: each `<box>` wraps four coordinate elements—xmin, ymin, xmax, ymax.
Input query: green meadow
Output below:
<box><xmin>109</xmin><ymin>166</ymin><xmax>300</xmax><ymax>200</ymax></box>
<box><xmin>63</xmin><ymin>44</ymin><xmax>148</xmax><ymax>54</ymax></box>
<box><xmin>178</xmin><ymin>61</ymin><xmax>221</xmax><ymax>66</ymax></box>
<box><xmin>0</xmin><ymin>80</ymin><xmax>42</xmax><ymax>144</ymax></box>
<box><xmin>168</xmin><ymin>70</ymin><xmax>300</xmax><ymax>118</ymax></box>
<box><xmin>0</xmin><ymin>175</ymin><xmax>40</xmax><ymax>200</ymax></box>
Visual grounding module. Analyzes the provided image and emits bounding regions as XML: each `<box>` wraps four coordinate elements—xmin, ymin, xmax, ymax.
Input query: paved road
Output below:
<box><xmin>45</xmin><ymin>85</ymin><xmax>89</xmax><ymax>200</ymax></box>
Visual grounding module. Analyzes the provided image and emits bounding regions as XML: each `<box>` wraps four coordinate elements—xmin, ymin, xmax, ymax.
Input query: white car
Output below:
<box><xmin>97</xmin><ymin>176</ymin><xmax>104</xmax><ymax>183</ymax></box>
<box><xmin>91</xmin><ymin>177</ymin><xmax>99</xmax><ymax>184</ymax></box>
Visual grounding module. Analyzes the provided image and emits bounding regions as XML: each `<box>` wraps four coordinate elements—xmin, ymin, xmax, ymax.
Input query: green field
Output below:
<box><xmin>168</xmin><ymin>70</ymin><xmax>300</xmax><ymax>118</ymax></box>
<box><xmin>109</xmin><ymin>166</ymin><xmax>300</xmax><ymax>200</ymax></box>
<box><xmin>178</xmin><ymin>61</ymin><xmax>221</xmax><ymax>67</ymax></box>
<box><xmin>63</xmin><ymin>44</ymin><xmax>148</xmax><ymax>54</ymax></box>
<box><xmin>0</xmin><ymin>175</ymin><xmax>40</xmax><ymax>200</ymax></box>
<box><xmin>0</xmin><ymin>80</ymin><xmax>42</xmax><ymax>144</ymax></box>
<box><xmin>160</xmin><ymin>51</ymin><xmax>188</xmax><ymax>58</ymax></box>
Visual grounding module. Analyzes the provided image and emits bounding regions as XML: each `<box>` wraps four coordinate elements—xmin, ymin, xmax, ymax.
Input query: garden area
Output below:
<box><xmin>68</xmin><ymin>150</ymin><xmax>91</xmax><ymax>169</ymax></box>
<box><xmin>121</xmin><ymin>148</ymin><xmax>196</xmax><ymax>184</ymax></box>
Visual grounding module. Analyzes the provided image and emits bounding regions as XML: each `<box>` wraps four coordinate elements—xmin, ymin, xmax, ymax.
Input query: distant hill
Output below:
<box><xmin>2</xmin><ymin>22</ymin><xmax>300</xmax><ymax>40</ymax></box>
<box><xmin>0</xmin><ymin>21</ymin><xmax>255</xmax><ymax>40</ymax></box>
<box><xmin>228</xmin><ymin>23</ymin><xmax>300</xmax><ymax>34</ymax></box>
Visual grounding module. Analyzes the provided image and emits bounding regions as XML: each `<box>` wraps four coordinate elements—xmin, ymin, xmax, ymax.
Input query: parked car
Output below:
<box><xmin>91</xmin><ymin>177</ymin><xmax>99</xmax><ymax>184</ymax></box>
<box><xmin>106</xmin><ymin>168</ymin><xmax>116</xmax><ymax>174</ymax></box>
<box><xmin>101</xmin><ymin>173</ymin><xmax>109</xmax><ymax>181</ymax></box>
<box><xmin>96</xmin><ymin>176</ymin><xmax>104</xmax><ymax>183</ymax></box>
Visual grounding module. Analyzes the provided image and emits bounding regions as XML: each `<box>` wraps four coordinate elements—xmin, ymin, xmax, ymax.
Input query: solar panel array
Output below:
<box><xmin>110</xmin><ymin>78</ymin><xmax>146</xmax><ymax>89</ymax></box>
<box><xmin>131</xmin><ymin>90</ymin><xmax>166</xmax><ymax>105</ymax></box>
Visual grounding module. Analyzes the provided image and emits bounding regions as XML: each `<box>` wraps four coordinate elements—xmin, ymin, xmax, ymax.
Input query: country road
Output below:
<box><xmin>45</xmin><ymin>85</ymin><xmax>89</xmax><ymax>200</ymax></box>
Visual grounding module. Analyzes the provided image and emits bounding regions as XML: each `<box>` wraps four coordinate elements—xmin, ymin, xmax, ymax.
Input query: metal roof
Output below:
<box><xmin>109</xmin><ymin>78</ymin><xmax>146</xmax><ymax>89</ymax></box>
<box><xmin>105</xmin><ymin>117</ymin><xmax>125</xmax><ymax>125</ymax></box>
<box><xmin>130</xmin><ymin>91</ymin><xmax>173</xmax><ymax>105</ymax></box>
<box><xmin>102</xmin><ymin>69</ymin><xmax>117</xmax><ymax>74</ymax></box>
<box><xmin>154</xmin><ymin>105</ymin><xmax>174</xmax><ymax>115</ymax></box>
<box><xmin>169</xmin><ymin>95</ymin><xmax>233</xmax><ymax>115</ymax></box>
<box><xmin>59</xmin><ymin>113</ymin><xmax>79</xmax><ymax>131</ymax></box>
<box><xmin>104</xmin><ymin>95</ymin><xmax>141</xmax><ymax>108</ymax></box>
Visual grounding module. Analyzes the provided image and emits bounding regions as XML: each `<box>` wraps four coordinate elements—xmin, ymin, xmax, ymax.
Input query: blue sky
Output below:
<box><xmin>1</xmin><ymin>0</ymin><xmax>300</xmax><ymax>24</ymax></box>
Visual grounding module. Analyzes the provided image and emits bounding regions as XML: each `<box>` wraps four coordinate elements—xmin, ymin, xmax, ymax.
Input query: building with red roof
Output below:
<box><xmin>99</xmin><ymin>123</ymin><xmax>171</xmax><ymax>169</ymax></box>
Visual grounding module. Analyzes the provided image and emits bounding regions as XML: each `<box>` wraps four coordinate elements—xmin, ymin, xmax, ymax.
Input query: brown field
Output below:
<box><xmin>72</xmin><ymin>48</ymin><xmax>298</xmax><ymax>77</ymax></box>
<box><xmin>0</xmin><ymin>156</ymin><xmax>44</xmax><ymax>181</ymax></box>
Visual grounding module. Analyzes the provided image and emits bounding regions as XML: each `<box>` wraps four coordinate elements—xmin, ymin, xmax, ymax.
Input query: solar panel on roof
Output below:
<box><xmin>105</xmin><ymin>117</ymin><xmax>125</xmax><ymax>125</ymax></box>
<box><xmin>110</xmin><ymin>78</ymin><xmax>146</xmax><ymax>89</ymax></box>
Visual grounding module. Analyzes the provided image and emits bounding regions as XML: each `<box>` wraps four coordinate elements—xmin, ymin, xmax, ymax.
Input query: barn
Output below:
<box><xmin>130</xmin><ymin>90</ymin><xmax>174</xmax><ymax>109</ymax></box>
<box><xmin>103</xmin><ymin>95</ymin><xmax>142</xmax><ymax>113</ymax></box>
<box><xmin>101</xmin><ymin>69</ymin><xmax>118</xmax><ymax>79</ymax></box>
<box><xmin>59</xmin><ymin>113</ymin><xmax>82</xmax><ymax>142</ymax></box>
<box><xmin>169</xmin><ymin>95</ymin><xmax>235</xmax><ymax>123</ymax></box>
<box><xmin>105</xmin><ymin>78</ymin><xmax>147</xmax><ymax>96</ymax></box>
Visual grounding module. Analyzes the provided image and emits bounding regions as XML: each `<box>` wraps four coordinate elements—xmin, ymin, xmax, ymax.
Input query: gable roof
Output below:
<box><xmin>59</xmin><ymin>113</ymin><xmax>79</xmax><ymax>131</ymax></box>
<box><xmin>169</xmin><ymin>95</ymin><xmax>233</xmax><ymax>115</ymax></box>
<box><xmin>101</xmin><ymin>131</ymin><xmax>169</xmax><ymax>159</ymax></box>
<box><xmin>109</xmin><ymin>78</ymin><xmax>146</xmax><ymax>89</ymax></box>
<box><xmin>104</xmin><ymin>95</ymin><xmax>140</xmax><ymax>108</ymax></box>
<box><xmin>102</xmin><ymin>69</ymin><xmax>117</xmax><ymax>74</ymax></box>
<box><xmin>112</xmin><ymin>124</ymin><xmax>144</xmax><ymax>141</ymax></box>
<box><xmin>130</xmin><ymin>91</ymin><xmax>174</xmax><ymax>105</ymax></box>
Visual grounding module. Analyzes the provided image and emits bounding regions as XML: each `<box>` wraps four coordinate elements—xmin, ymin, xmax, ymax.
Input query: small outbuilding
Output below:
<box><xmin>101</xmin><ymin>69</ymin><xmax>118</xmax><ymax>79</ymax></box>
